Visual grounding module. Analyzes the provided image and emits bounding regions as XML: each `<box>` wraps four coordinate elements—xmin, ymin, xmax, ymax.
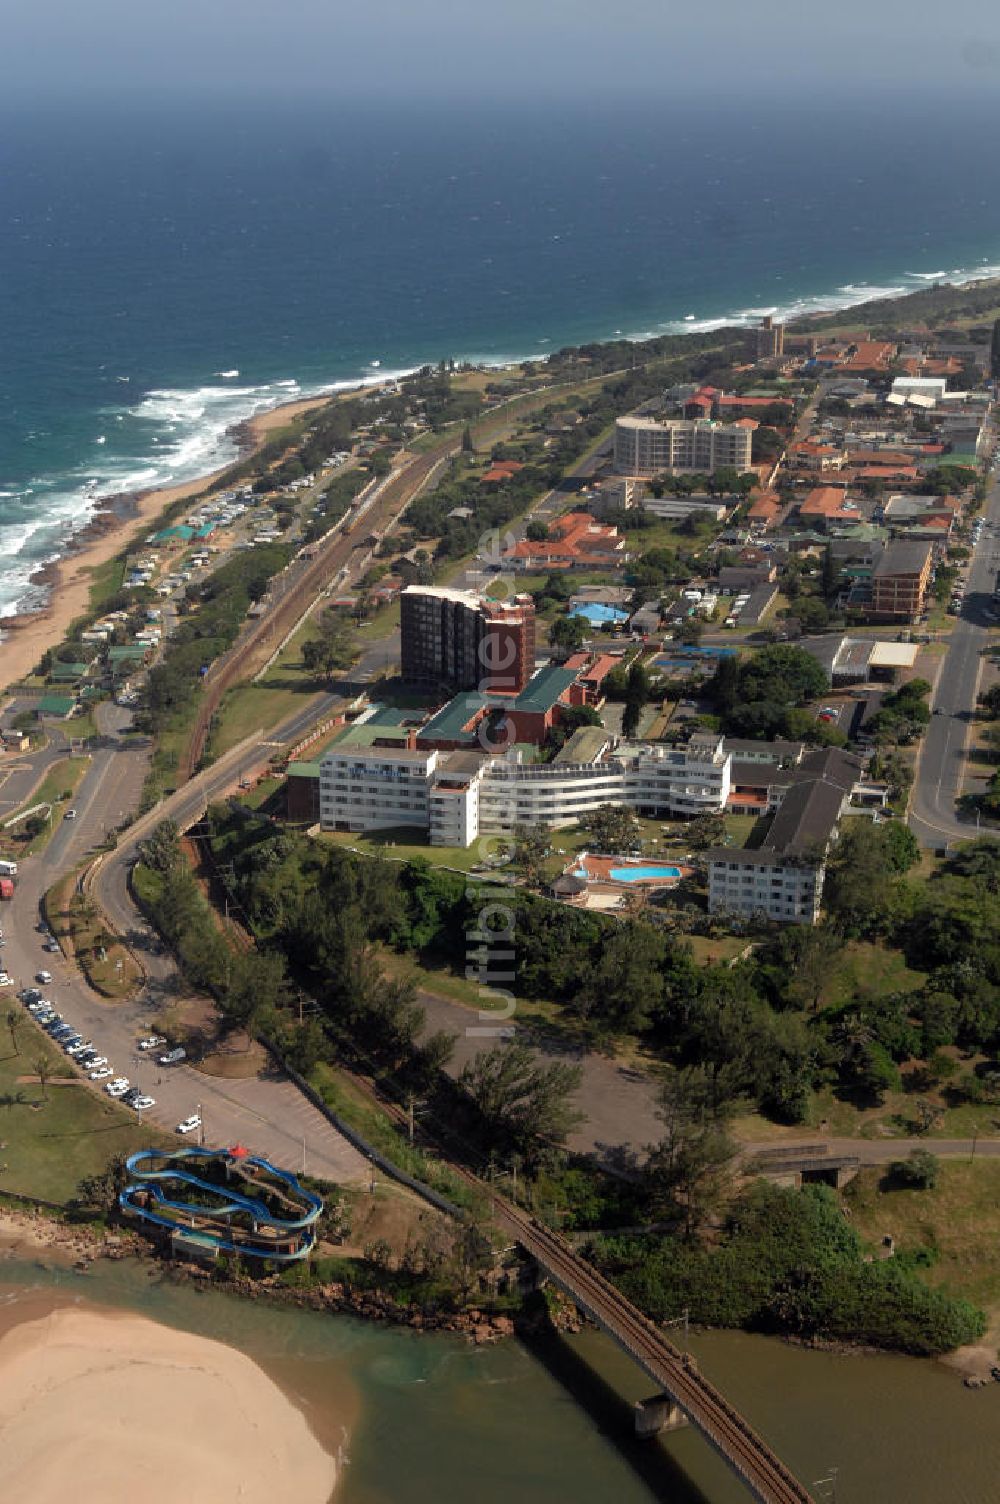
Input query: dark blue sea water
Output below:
<box><xmin>2</xmin><ymin>96</ymin><xmax>1000</xmax><ymax>615</ymax></box>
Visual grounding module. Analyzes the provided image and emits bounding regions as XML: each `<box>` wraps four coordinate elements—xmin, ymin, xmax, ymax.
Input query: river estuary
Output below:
<box><xmin>2</xmin><ymin>1255</ymin><xmax>998</xmax><ymax>1502</ymax></box>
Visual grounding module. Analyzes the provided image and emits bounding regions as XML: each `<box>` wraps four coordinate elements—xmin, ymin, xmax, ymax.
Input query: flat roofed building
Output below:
<box><xmin>400</xmin><ymin>586</ymin><xmax>535</xmax><ymax>694</ymax></box>
<box><xmin>319</xmin><ymin>746</ymin><xmax>439</xmax><ymax>833</ymax></box>
<box><xmin>613</xmin><ymin>416</ymin><xmax>753</xmax><ymax>477</ymax></box>
<box><xmin>871</xmin><ymin>540</ymin><xmax>933</xmax><ymax>621</ymax></box>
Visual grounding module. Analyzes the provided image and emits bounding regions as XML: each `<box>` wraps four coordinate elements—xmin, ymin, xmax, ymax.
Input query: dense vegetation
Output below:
<box><xmin>590</xmin><ymin>1182</ymin><xmax>985</xmax><ymax>1356</ymax></box>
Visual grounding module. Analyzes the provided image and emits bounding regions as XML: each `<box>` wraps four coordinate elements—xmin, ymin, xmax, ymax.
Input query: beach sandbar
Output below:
<box><xmin>0</xmin><ymin>1303</ymin><xmax>338</xmax><ymax>1504</ymax></box>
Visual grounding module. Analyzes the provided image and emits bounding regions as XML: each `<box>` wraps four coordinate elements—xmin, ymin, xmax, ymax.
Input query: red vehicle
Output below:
<box><xmin>0</xmin><ymin>878</ymin><xmax>14</xmax><ymax>901</ymax></box>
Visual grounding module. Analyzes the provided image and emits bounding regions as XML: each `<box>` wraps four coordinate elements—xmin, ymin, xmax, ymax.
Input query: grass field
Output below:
<box><xmin>0</xmin><ymin>1016</ymin><xmax>167</xmax><ymax>1204</ymax></box>
<box><xmin>846</xmin><ymin>1161</ymin><xmax>1000</xmax><ymax>1315</ymax></box>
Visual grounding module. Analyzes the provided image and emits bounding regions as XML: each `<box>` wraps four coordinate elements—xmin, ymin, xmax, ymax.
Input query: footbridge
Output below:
<box><xmin>496</xmin><ymin>1198</ymin><xmax>814</xmax><ymax>1504</ymax></box>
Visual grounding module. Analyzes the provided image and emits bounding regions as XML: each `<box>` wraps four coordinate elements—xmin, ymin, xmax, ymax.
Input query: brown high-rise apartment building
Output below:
<box><xmin>400</xmin><ymin>586</ymin><xmax>535</xmax><ymax>693</ymax></box>
<box><xmin>755</xmin><ymin>315</ymin><xmax>785</xmax><ymax>360</ymax></box>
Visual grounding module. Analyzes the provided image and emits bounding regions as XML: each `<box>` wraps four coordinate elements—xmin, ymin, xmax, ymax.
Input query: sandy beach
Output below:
<box><xmin>0</xmin><ymin>395</ymin><xmax>330</xmax><ymax>699</ymax></box>
<box><xmin>0</xmin><ymin>1300</ymin><xmax>339</xmax><ymax>1504</ymax></box>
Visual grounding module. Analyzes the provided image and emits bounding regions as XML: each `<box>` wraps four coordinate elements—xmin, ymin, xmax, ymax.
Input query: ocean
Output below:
<box><xmin>3</xmin><ymin>95</ymin><xmax>1000</xmax><ymax>618</ymax></box>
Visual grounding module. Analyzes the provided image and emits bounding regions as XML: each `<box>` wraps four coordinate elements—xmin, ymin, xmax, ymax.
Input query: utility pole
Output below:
<box><xmin>197</xmin><ymin>1102</ymin><xmax>203</xmax><ymax>1147</ymax></box>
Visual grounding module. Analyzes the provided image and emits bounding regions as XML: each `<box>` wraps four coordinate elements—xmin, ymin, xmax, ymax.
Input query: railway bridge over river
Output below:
<box><xmin>497</xmin><ymin>1199</ymin><xmax>815</xmax><ymax>1504</ymax></box>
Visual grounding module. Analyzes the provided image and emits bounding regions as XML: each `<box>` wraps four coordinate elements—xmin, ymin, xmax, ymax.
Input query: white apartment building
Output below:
<box><xmin>319</xmin><ymin>747</ymin><xmax>438</xmax><ymax>833</ymax></box>
<box><xmin>613</xmin><ymin>415</ymin><xmax>753</xmax><ymax>477</ymax></box>
<box><xmin>319</xmin><ymin>737</ymin><xmax>732</xmax><ymax>847</ymax></box>
<box><xmin>706</xmin><ymin>771</ymin><xmax>849</xmax><ymax>925</ymax></box>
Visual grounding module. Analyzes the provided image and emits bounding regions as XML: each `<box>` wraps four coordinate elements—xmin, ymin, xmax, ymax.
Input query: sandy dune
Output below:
<box><xmin>0</xmin><ymin>1304</ymin><xmax>338</xmax><ymax>1504</ymax></box>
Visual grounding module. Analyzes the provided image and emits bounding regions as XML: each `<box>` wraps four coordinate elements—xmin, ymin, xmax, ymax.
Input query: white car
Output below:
<box><xmin>81</xmin><ymin>1055</ymin><xmax>108</xmax><ymax>1070</ymax></box>
<box><xmin>137</xmin><ymin>1035</ymin><xmax>166</xmax><ymax>1052</ymax></box>
<box><xmin>176</xmin><ymin>1114</ymin><xmax>202</xmax><ymax>1135</ymax></box>
<box><xmin>36</xmin><ymin>970</ymin><xmax>53</xmax><ymax>984</ymax></box>
<box><xmin>105</xmin><ymin>1078</ymin><xmax>130</xmax><ymax>1097</ymax></box>
<box><xmin>66</xmin><ymin>1040</ymin><xmax>92</xmax><ymax>1056</ymax></box>
<box><xmin>0</xmin><ymin>973</ymin><xmax>13</xmax><ymax>988</ymax></box>
<box><xmin>158</xmin><ymin>1047</ymin><xmax>186</xmax><ymax>1066</ymax></box>
<box><xmin>89</xmin><ymin>1066</ymin><xmax>114</xmax><ymax>1081</ymax></box>
<box><xmin>131</xmin><ymin>1095</ymin><xmax>155</xmax><ymax>1111</ymax></box>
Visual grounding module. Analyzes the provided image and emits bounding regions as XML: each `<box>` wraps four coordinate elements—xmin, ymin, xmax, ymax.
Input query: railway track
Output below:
<box><xmin>480</xmin><ymin>1185</ymin><xmax>814</xmax><ymax>1504</ymax></box>
<box><xmin>179</xmin><ymin>441</ymin><xmax>456</xmax><ymax>780</ymax></box>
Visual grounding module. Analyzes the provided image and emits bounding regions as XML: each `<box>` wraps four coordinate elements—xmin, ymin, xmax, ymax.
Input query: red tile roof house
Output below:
<box><xmin>480</xmin><ymin>459</ymin><xmax>526</xmax><ymax>486</ymax></box>
<box><xmin>852</xmin><ymin>464</ymin><xmax>921</xmax><ymax>486</ymax></box>
<box><xmin>715</xmin><ymin>394</ymin><xmax>794</xmax><ymax>419</ymax></box>
<box><xmin>798</xmin><ymin>487</ymin><xmax>863</xmax><ymax>529</ymax></box>
<box><xmin>788</xmin><ymin>441</ymin><xmax>847</xmax><ymax>472</ymax></box>
<box><xmin>506</xmin><ymin>512</ymin><xmax>629</xmax><ymax>571</ymax></box>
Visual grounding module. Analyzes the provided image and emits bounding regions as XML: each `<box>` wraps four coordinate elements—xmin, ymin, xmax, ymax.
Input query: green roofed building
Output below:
<box><xmin>48</xmin><ymin>661</ymin><xmax>90</xmax><ymax>684</ymax></box>
<box><xmin>36</xmin><ymin>695</ymin><xmax>77</xmax><ymax>718</ymax></box>
<box><xmin>418</xmin><ymin>692</ymin><xmax>489</xmax><ymax>747</ymax></box>
<box><xmin>151</xmin><ymin>525</ymin><xmax>195</xmax><ymax>544</ymax></box>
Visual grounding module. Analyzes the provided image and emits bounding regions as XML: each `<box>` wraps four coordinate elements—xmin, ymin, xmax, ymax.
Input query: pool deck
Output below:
<box><xmin>566</xmin><ymin>852</ymin><xmax>694</xmax><ymax>888</ymax></box>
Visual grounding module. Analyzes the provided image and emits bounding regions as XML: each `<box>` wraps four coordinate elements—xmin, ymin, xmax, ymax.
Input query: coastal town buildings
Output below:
<box><xmin>400</xmin><ymin>586</ymin><xmax>536</xmax><ymax>694</ymax></box>
<box><xmin>613</xmin><ymin>415</ymin><xmax>753</xmax><ymax>477</ymax></box>
<box><xmin>869</xmin><ymin>540</ymin><xmax>934</xmax><ymax>621</ymax></box>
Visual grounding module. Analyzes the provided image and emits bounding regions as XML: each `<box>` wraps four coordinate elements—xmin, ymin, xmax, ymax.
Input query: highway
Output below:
<box><xmin>909</xmin><ymin>476</ymin><xmax>1000</xmax><ymax>847</ymax></box>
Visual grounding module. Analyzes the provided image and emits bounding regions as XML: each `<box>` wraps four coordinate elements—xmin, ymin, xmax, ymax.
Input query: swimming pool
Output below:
<box><xmin>608</xmin><ymin>865</ymin><xmax>681</xmax><ymax>882</ymax></box>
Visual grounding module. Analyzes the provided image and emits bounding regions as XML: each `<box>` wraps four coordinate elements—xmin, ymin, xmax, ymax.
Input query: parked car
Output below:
<box><xmin>131</xmin><ymin>1095</ymin><xmax>155</xmax><ymax>1111</ymax></box>
<box><xmin>138</xmin><ymin>1035</ymin><xmax>166</xmax><ymax>1052</ymax></box>
<box><xmin>89</xmin><ymin>1066</ymin><xmax>114</xmax><ymax>1081</ymax></box>
<box><xmin>44</xmin><ymin>939</ymin><xmax>60</xmax><ymax>953</ymax></box>
<box><xmin>176</xmin><ymin>1114</ymin><xmax>202</xmax><ymax>1135</ymax></box>
<box><xmin>158</xmin><ymin>1047</ymin><xmax>187</xmax><ymax>1066</ymax></box>
<box><xmin>64</xmin><ymin>809</ymin><xmax>77</xmax><ymax>821</ymax></box>
<box><xmin>105</xmin><ymin>1078</ymin><xmax>130</xmax><ymax>1097</ymax></box>
<box><xmin>36</xmin><ymin>971</ymin><xmax>52</xmax><ymax>984</ymax></box>
<box><xmin>0</xmin><ymin>973</ymin><xmax>13</xmax><ymax>988</ymax></box>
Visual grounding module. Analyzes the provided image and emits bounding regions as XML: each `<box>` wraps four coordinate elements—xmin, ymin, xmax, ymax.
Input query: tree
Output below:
<box><xmin>513</xmin><ymin>824</ymin><xmax>548</xmax><ymax>888</ymax></box>
<box><xmin>574</xmin><ymin>918</ymin><xmax>667</xmax><ymax>1037</ymax></box>
<box><xmin>687</xmin><ymin>811</ymin><xmax>726</xmax><ymax>850</ymax></box>
<box><xmin>581</xmin><ymin>803</ymin><xmax>639</xmax><ymax>853</ymax></box>
<box><xmin>644</xmin><ymin>1066</ymin><xmax>736</xmax><ymax>1238</ymax></box>
<box><xmin>75</xmin><ymin>1152</ymin><xmax>130</xmax><ymax>1211</ymax></box>
<box><xmin>33</xmin><ymin>1054</ymin><xmax>51</xmax><ymax>1102</ymax></box>
<box><xmin>621</xmin><ymin>698</ymin><xmax>642</xmax><ymax>738</ymax></box>
<box><xmin>302</xmin><ymin>609</ymin><xmax>356</xmax><ymax>682</ymax></box>
<box><xmin>549</xmin><ymin>613</ymin><xmax>587</xmax><ymax>653</ymax></box>
<box><xmin>6</xmin><ymin>1007</ymin><xmax>21</xmax><ymax>1056</ymax></box>
<box><xmin>461</xmin><ymin>424</ymin><xmax>475</xmax><ymax>454</ymax></box>
<box><xmin>459</xmin><ymin>1042</ymin><xmax>583</xmax><ymax>1164</ymax></box>
<box><xmin>889</xmin><ymin>1149</ymin><xmax>939</xmax><ymax>1190</ymax></box>
<box><xmin>525</xmin><ymin>520</ymin><xmax>550</xmax><ymax>543</ymax></box>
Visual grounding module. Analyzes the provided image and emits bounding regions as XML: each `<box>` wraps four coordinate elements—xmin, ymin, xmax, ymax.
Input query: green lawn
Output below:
<box><xmin>319</xmin><ymin>825</ymin><xmax>489</xmax><ymax>874</ymax></box>
<box><xmin>845</xmin><ymin>1161</ymin><xmax>1000</xmax><ymax>1317</ymax></box>
<box><xmin>0</xmin><ymin>1019</ymin><xmax>167</xmax><ymax>1204</ymax></box>
<box><xmin>0</xmin><ymin>756</ymin><xmax>89</xmax><ymax>859</ymax></box>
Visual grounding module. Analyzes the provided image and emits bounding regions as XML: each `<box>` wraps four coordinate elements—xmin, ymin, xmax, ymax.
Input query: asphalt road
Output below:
<box><xmin>2</xmin><ymin>703</ymin><xmax>368</xmax><ymax>1184</ymax></box>
<box><xmin>909</xmin><ymin>478</ymin><xmax>1000</xmax><ymax>847</ymax></box>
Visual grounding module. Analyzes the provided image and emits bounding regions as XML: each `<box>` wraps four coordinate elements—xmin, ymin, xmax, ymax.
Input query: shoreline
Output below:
<box><xmin>0</xmin><ymin>394</ymin><xmax>331</xmax><ymax>699</ymax></box>
<box><xmin>0</xmin><ymin>1290</ymin><xmax>340</xmax><ymax>1504</ymax></box>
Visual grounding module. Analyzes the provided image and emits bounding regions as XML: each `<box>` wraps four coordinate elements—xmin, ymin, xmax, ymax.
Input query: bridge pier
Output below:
<box><xmin>635</xmin><ymin>1393</ymin><xmax>689</xmax><ymax>1438</ymax></box>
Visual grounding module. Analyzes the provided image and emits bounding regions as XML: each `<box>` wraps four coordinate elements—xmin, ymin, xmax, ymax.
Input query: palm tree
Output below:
<box><xmin>33</xmin><ymin>1055</ymin><xmax>51</xmax><ymax>1102</ymax></box>
<box><xmin>6</xmin><ymin>1007</ymin><xmax>20</xmax><ymax>1056</ymax></box>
